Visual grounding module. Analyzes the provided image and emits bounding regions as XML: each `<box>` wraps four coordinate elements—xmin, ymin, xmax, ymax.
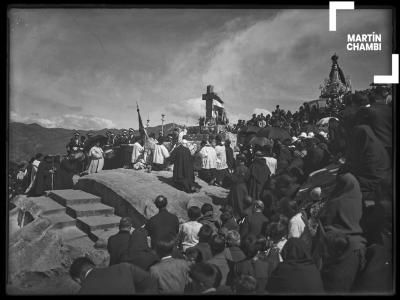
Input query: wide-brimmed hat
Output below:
<box><xmin>318</xmin><ymin>131</ymin><xmax>328</xmax><ymax>139</ymax></box>
<box><xmin>307</xmin><ymin>132</ymin><xmax>315</xmax><ymax>139</ymax></box>
<box><xmin>291</xmin><ymin>136</ymin><xmax>298</xmax><ymax>144</ymax></box>
<box><xmin>254</xmin><ymin>150</ymin><xmax>264</xmax><ymax>157</ymax></box>
<box><xmin>298</xmin><ymin>132</ymin><xmax>307</xmax><ymax>139</ymax></box>
<box><xmin>310</xmin><ymin>187</ymin><xmax>322</xmax><ymax>201</ymax></box>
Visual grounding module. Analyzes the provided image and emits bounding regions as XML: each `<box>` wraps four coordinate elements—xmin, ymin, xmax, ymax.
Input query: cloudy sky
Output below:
<box><xmin>9</xmin><ymin>8</ymin><xmax>392</xmax><ymax>130</ymax></box>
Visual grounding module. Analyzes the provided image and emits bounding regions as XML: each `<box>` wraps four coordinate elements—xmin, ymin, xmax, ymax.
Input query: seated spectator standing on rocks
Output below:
<box><xmin>152</xmin><ymin>136</ymin><xmax>170</xmax><ymax>171</ymax></box>
<box><xmin>219</xmin><ymin>210</ymin><xmax>239</xmax><ymax>235</ymax></box>
<box><xmin>184</xmin><ymin>247</ymin><xmax>203</xmax><ymax>264</ymax></box>
<box><xmin>225</xmin><ymin>230</ymin><xmax>246</xmax><ymax>263</ymax></box>
<box><xmin>28</xmin><ymin>155</ymin><xmax>54</xmax><ymax>197</ymax></box>
<box><xmin>240</xmin><ymin>200</ymin><xmax>269</xmax><ymax>237</ymax></box>
<box><xmin>22</xmin><ymin>157</ymin><xmax>35</xmax><ymax>193</ymax></box>
<box><xmin>247</xmin><ymin>151</ymin><xmax>271</xmax><ymax>201</ymax></box>
<box><xmin>236</xmin><ymin>234</ymin><xmax>273</xmax><ymax>294</ymax></box>
<box><xmin>267</xmin><ymin>238</ymin><xmax>325</xmax><ymax>294</ymax></box>
<box><xmin>227</xmin><ymin>165</ymin><xmax>249</xmax><ymax>220</ymax></box>
<box><xmin>187</xmin><ymin>262</ymin><xmax>220</xmax><ymax>294</ymax></box>
<box><xmin>317</xmin><ymin>173</ymin><xmax>367</xmax><ymax>293</ymax></box>
<box><xmin>225</xmin><ymin>140</ymin><xmax>236</xmax><ymax>173</ymax></box>
<box><xmin>107</xmin><ymin>217</ymin><xmax>133</xmax><ymax>266</ymax></box>
<box><xmin>234</xmin><ymin>275</ymin><xmax>257</xmax><ymax>294</ymax></box>
<box><xmin>265</xmin><ymin>217</ymin><xmax>289</xmax><ymax>262</ymax></box>
<box><xmin>186</xmin><ymin>224</ymin><xmax>214</xmax><ymax>262</ymax></box>
<box><xmin>198</xmin><ymin>203</ymin><xmax>220</xmax><ymax>234</ymax></box>
<box><xmin>146</xmin><ymin>195</ymin><xmax>179</xmax><ymax>249</ymax></box>
<box><xmin>288</xmin><ymin>204</ymin><xmax>314</xmax><ymax>257</ymax></box>
<box><xmin>122</xmin><ymin>222</ymin><xmax>159</xmax><ymax>271</ymax></box>
<box><xmin>262</xmin><ymin>144</ymin><xmax>277</xmax><ymax>176</ymax></box>
<box><xmin>358</xmin><ymin>86</ymin><xmax>392</xmax><ymax>161</ymax></box>
<box><xmin>207</xmin><ymin>234</ymin><xmax>230</xmax><ymax>286</ymax></box>
<box><xmin>150</xmin><ymin>234</ymin><xmax>191</xmax><ymax>294</ymax></box>
<box><xmin>177</xmin><ymin>206</ymin><xmax>203</xmax><ymax>252</ymax></box>
<box><xmin>70</xmin><ymin>256</ymin><xmax>157</xmax><ymax>295</ymax></box>
<box><xmin>346</xmin><ymin>123</ymin><xmax>391</xmax><ymax>205</ymax></box>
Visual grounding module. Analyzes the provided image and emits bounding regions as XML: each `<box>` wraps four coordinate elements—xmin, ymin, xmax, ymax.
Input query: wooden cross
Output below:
<box><xmin>202</xmin><ymin>85</ymin><xmax>223</xmax><ymax>122</ymax></box>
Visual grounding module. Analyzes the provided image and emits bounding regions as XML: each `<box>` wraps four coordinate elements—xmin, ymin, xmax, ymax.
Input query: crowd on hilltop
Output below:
<box><xmin>63</xmin><ymin>86</ymin><xmax>393</xmax><ymax>294</ymax></box>
<box><xmin>232</xmin><ymin>85</ymin><xmax>392</xmax><ymax>137</ymax></box>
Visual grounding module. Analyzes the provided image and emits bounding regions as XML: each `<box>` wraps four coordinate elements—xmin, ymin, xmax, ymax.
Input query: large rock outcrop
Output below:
<box><xmin>8</xmin><ymin>217</ymin><xmax>64</xmax><ymax>283</ymax></box>
<box><xmin>76</xmin><ymin>169</ymin><xmax>229</xmax><ymax>226</ymax></box>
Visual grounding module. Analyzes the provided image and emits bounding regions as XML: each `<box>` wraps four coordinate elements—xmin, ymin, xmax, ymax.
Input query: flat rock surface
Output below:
<box><xmin>76</xmin><ymin>169</ymin><xmax>229</xmax><ymax>224</ymax></box>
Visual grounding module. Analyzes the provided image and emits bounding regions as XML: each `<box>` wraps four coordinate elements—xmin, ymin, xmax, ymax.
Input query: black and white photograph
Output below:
<box><xmin>6</xmin><ymin>3</ymin><xmax>395</xmax><ymax>295</ymax></box>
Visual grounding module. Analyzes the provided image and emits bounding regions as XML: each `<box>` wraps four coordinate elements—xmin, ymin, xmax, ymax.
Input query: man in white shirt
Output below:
<box><xmin>178</xmin><ymin>206</ymin><xmax>203</xmax><ymax>252</ymax></box>
<box><xmin>198</xmin><ymin>140</ymin><xmax>217</xmax><ymax>185</ymax></box>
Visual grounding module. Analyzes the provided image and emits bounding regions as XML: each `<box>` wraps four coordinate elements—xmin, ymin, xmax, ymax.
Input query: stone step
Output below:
<box><xmin>33</xmin><ymin>196</ymin><xmax>67</xmax><ymax>216</ymax></box>
<box><xmin>66</xmin><ymin>203</ymin><xmax>115</xmax><ymax>218</ymax></box>
<box><xmin>49</xmin><ymin>189</ymin><xmax>101</xmax><ymax>206</ymax></box>
<box><xmin>51</xmin><ymin>226</ymin><xmax>89</xmax><ymax>243</ymax></box>
<box><xmin>89</xmin><ymin>227</ymin><xmax>120</xmax><ymax>243</ymax></box>
<box><xmin>65</xmin><ymin>235</ymin><xmax>95</xmax><ymax>251</ymax></box>
<box><xmin>77</xmin><ymin>215</ymin><xmax>121</xmax><ymax>233</ymax></box>
<box><xmin>45</xmin><ymin>213</ymin><xmax>77</xmax><ymax>229</ymax></box>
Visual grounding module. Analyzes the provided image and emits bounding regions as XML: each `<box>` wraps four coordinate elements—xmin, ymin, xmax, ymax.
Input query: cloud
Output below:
<box><xmin>9</xmin><ymin>9</ymin><xmax>392</xmax><ymax>129</ymax></box>
<box><xmin>10</xmin><ymin>111</ymin><xmax>116</xmax><ymax>130</ymax></box>
<box><xmin>166</xmin><ymin>97</ymin><xmax>205</xmax><ymax>124</ymax></box>
<box><xmin>201</xmin><ymin>9</ymin><xmax>391</xmax><ymax>113</ymax></box>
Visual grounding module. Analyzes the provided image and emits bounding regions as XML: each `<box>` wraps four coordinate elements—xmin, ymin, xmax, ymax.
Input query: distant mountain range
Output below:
<box><xmin>8</xmin><ymin>122</ymin><xmax>182</xmax><ymax>163</ymax></box>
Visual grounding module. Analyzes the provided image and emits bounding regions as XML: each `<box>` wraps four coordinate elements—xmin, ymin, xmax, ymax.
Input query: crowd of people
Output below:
<box><xmin>66</xmin><ymin>85</ymin><xmax>393</xmax><ymax>294</ymax></box>
<box><xmin>232</xmin><ymin>85</ymin><xmax>392</xmax><ymax>138</ymax></box>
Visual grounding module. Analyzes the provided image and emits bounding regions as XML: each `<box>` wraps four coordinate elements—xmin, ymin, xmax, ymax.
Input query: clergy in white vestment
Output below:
<box><xmin>198</xmin><ymin>140</ymin><xmax>217</xmax><ymax>185</ymax></box>
<box><xmin>214</xmin><ymin>136</ymin><xmax>229</xmax><ymax>186</ymax></box>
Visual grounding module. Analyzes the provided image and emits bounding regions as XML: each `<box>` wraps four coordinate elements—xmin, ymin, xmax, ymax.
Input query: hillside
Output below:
<box><xmin>8</xmin><ymin>122</ymin><xmax>182</xmax><ymax>163</ymax></box>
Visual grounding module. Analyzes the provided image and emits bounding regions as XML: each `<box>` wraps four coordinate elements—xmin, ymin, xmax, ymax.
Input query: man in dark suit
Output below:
<box><xmin>145</xmin><ymin>195</ymin><xmax>179</xmax><ymax>249</ymax></box>
<box><xmin>355</xmin><ymin>88</ymin><xmax>392</xmax><ymax>161</ymax></box>
<box><xmin>240</xmin><ymin>200</ymin><xmax>269</xmax><ymax>237</ymax></box>
<box><xmin>107</xmin><ymin>217</ymin><xmax>133</xmax><ymax>266</ymax></box>
<box><xmin>70</xmin><ymin>256</ymin><xmax>157</xmax><ymax>294</ymax></box>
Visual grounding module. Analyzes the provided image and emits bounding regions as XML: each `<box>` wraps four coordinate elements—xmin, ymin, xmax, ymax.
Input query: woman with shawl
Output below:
<box><xmin>227</xmin><ymin>166</ymin><xmax>249</xmax><ymax>219</ymax></box>
<box><xmin>88</xmin><ymin>141</ymin><xmax>104</xmax><ymax>174</ymax></box>
<box><xmin>346</xmin><ymin>124</ymin><xmax>391</xmax><ymax>201</ymax></box>
<box><xmin>316</xmin><ymin>172</ymin><xmax>367</xmax><ymax>293</ymax></box>
<box><xmin>247</xmin><ymin>151</ymin><xmax>271</xmax><ymax>201</ymax></box>
<box><xmin>266</xmin><ymin>238</ymin><xmax>325</xmax><ymax>294</ymax></box>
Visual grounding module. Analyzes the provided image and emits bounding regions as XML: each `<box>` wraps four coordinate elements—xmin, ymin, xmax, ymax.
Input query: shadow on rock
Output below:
<box><xmin>205</xmin><ymin>193</ymin><xmax>228</xmax><ymax>206</ymax></box>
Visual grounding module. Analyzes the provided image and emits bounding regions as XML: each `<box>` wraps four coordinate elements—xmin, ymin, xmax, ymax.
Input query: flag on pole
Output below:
<box><xmin>137</xmin><ymin>102</ymin><xmax>149</xmax><ymax>140</ymax></box>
